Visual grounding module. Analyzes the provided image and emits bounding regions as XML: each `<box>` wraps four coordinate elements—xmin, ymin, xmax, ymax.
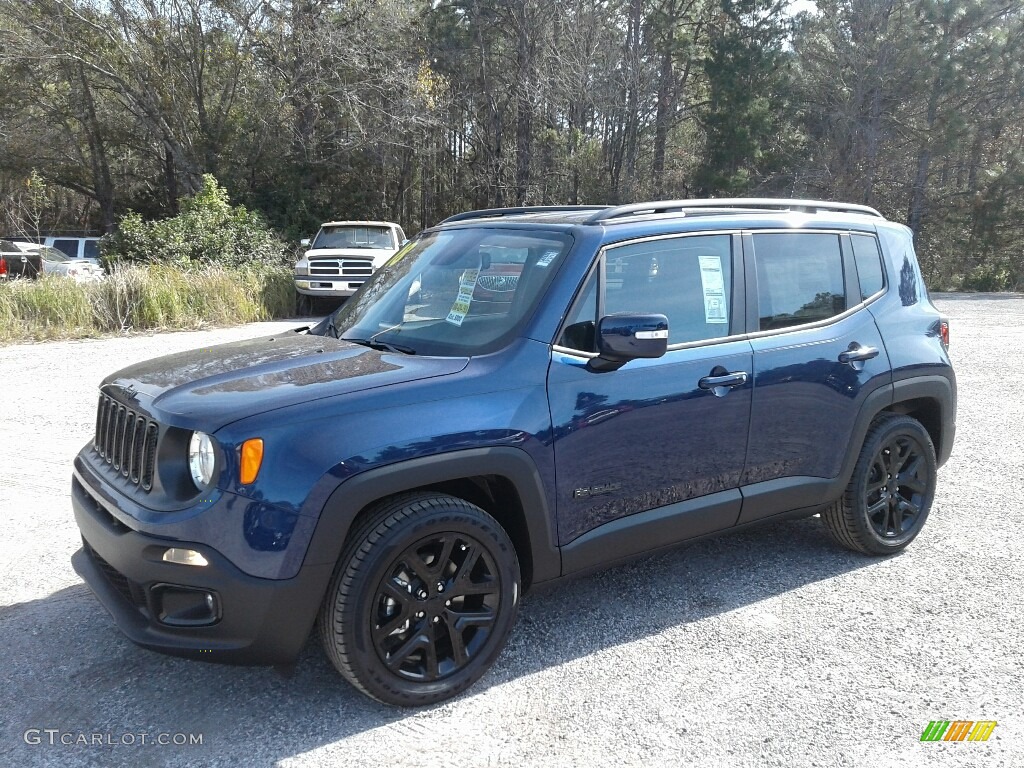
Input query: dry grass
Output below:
<box><xmin>0</xmin><ymin>264</ymin><xmax>294</xmax><ymax>343</ymax></box>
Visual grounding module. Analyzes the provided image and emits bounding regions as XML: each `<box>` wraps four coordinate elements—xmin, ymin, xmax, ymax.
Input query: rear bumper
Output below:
<box><xmin>71</xmin><ymin>475</ymin><xmax>332</xmax><ymax>665</ymax></box>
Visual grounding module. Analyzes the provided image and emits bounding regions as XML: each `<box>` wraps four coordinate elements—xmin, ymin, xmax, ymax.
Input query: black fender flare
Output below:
<box><xmin>302</xmin><ymin>446</ymin><xmax>561</xmax><ymax>586</ymax></box>
<box><xmin>834</xmin><ymin>372</ymin><xmax>956</xmax><ymax>494</ymax></box>
<box><xmin>891</xmin><ymin>374</ymin><xmax>956</xmax><ymax>466</ymax></box>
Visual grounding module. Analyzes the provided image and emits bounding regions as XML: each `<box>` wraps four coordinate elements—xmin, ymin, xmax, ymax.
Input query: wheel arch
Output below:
<box><xmin>888</xmin><ymin>375</ymin><xmax>956</xmax><ymax>467</ymax></box>
<box><xmin>303</xmin><ymin>447</ymin><xmax>561</xmax><ymax>591</ymax></box>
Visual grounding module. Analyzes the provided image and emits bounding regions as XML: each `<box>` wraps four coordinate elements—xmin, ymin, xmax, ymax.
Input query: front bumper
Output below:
<box><xmin>71</xmin><ymin>474</ymin><xmax>333</xmax><ymax>665</ymax></box>
<box><xmin>294</xmin><ymin>278</ymin><xmax>362</xmax><ymax>298</ymax></box>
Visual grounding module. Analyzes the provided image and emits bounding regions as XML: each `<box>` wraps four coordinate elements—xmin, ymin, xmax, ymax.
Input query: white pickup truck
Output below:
<box><xmin>294</xmin><ymin>220</ymin><xmax>406</xmax><ymax>313</ymax></box>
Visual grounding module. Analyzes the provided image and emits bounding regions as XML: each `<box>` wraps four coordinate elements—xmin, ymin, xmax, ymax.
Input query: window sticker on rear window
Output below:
<box><xmin>445</xmin><ymin>269</ymin><xmax>480</xmax><ymax>326</ymax></box>
<box><xmin>699</xmin><ymin>255</ymin><xmax>728</xmax><ymax>324</ymax></box>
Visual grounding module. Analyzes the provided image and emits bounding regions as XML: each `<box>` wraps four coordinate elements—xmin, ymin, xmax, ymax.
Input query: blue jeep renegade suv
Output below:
<box><xmin>71</xmin><ymin>199</ymin><xmax>956</xmax><ymax>705</ymax></box>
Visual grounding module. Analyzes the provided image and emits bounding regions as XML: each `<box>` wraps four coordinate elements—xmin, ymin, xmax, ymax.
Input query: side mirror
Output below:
<box><xmin>588</xmin><ymin>313</ymin><xmax>669</xmax><ymax>372</ymax></box>
<box><xmin>300</xmin><ymin>238</ymin><xmax>311</xmax><ymax>247</ymax></box>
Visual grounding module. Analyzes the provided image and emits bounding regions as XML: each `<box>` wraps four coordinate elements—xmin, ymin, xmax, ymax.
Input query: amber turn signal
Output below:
<box><xmin>240</xmin><ymin>438</ymin><xmax>264</xmax><ymax>485</ymax></box>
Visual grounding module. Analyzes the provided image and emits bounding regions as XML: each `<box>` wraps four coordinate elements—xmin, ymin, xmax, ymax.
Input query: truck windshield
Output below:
<box><xmin>313</xmin><ymin>226</ymin><xmax>394</xmax><ymax>250</ymax></box>
<box><xmin>313</xmin><ymin>228</ymin><xmax>574</xmax><ymax>356</ymax></box>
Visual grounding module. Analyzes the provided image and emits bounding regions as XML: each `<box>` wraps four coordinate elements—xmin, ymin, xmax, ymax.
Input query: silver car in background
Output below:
<box><xmin>14</xmin><ymin>242</ymin><xmax>104</xmax><ymax>281</ymax></box>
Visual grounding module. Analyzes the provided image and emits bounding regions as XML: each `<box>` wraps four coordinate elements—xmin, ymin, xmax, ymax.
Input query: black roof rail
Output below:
<box><xmin>586</xmin><ymin>198</ymin><xmax>884</xmax><ymax>223</ymax></box>
<box><xmin>439</xmin><ymin>205</ymin><xmax>608</xmax><ymax>225</ymax></box>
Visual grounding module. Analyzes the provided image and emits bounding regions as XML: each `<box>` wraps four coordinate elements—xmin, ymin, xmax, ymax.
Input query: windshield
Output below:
<box><xmin>312</xmin><ymin>226</ymin><xmax>394</xmax><ymax>250</ymax></box>
<box><xmin>40</xmin><ymin>247</ymin><xmax>69</xmax><ymax>262</ymax></box>
<box><xmin>313</xmin><ymin>228</ymin><xmax>574</xmax><ymax>356</ymax></box>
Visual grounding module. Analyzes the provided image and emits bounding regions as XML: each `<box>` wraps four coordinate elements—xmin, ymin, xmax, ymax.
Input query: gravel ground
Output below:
<box><xmin>0</xmin><ymin>296</ymin><xmax>1021</xmax><ymax>768</ymax></box>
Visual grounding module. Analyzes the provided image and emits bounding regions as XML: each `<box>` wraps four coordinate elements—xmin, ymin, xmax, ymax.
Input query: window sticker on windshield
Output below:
<box><xmin>446</xmin><ymin>269</ymin><xmax>480</xmax><ymax>326</ymax></box>
<box><xmin>698</xmin><ymin>255</ymin><xmax>728</xmax><ymax>324</ymax></box>
<box><xmin>536</xmin><ymin>249</ymin><xmax>560</xmax><ymax>268</ymax></box>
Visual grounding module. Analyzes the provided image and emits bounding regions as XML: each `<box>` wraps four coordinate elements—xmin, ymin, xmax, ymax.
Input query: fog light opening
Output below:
<box><xmin>152</xmin><ymin>584</ymin><xmax>220</xmax><ymax>627</ymax></box>
<box><xmin>161</xmin><ymin>548</ymin><xmax>209</xmax><ymax>567</ymax></box>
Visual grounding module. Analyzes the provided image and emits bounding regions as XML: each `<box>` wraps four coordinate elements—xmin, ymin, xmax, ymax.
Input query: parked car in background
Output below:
<box><xmin>43</xmin><ymin>236</ymin><xmax>102</xmax><ymax>266</ymax></box>
<box><xmin>472</xmin><ymin>244</ymin><xmax>528</xmax><ymax>309</ymax></box>
<box><xmin>31</xmin><ymin>244</ymin><xmax>104</xmax><ymax>281</ymax></box>
<box><xmin>294</xmin><ymin>220</ymin><xmax>406</xmax><ymax>313</ymax></box>
<box><xmin>0</xmin><ymin>239</ymin><xmax>42</xmax><ymax>280</ymax></box>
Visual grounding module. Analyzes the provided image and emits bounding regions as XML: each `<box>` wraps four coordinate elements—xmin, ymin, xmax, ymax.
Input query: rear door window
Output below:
<box><xmin>753</xmin><ymin>233</ymin><xmax>846</xmax><ymax>331</ymax></box>
<box><xmin>83</xmin><ymin>240</ymin><xmax>100</xmax><ymax>260</ymax></box>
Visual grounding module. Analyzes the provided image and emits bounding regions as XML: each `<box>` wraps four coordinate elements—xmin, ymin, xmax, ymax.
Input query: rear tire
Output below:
<box><xmin>822</xmin><ymin>414</ymin><xmax>937</xmax><ymax>555</ymax></box>
<box><xmin>319</xmin><ymin>492</ymin><xmax>520</xmax><ymax>706</ymax></box>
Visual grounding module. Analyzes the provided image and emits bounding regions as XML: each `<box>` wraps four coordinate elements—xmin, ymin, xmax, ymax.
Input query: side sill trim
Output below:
<box><xmin>560</xmin><ymin>490</ymin><xmax>741</xmax><ymax>576</ymax></box>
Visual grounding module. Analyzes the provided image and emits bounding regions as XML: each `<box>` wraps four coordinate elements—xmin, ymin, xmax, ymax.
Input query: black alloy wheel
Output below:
<box><xmin>822</xmin><ymin>414</ymin><xmax>937</xmax><ymax>555</ymax></box>
<box><xmin>319</xmin><ymin>492</ymin><xmax>520</xmax><ymax>706</ymax></box>
<box><xmin>372</xmin><ymin>532</ymin><xmax>502</xmax><ymax>682</ymax></box>
<box><xmin>864</xmin><ymin>433</ymin><xmax>930</xmax><ymax>540</ymax></box>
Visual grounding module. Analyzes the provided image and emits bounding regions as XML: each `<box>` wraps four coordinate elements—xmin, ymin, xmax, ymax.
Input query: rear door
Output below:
<box><xmin>738</xmin><ymin>230</ymin><xmax>891</xmax><ymax>523</ymax></box>
<box><xmin>548</xmin><ymin>233</ymin><xmax>753</xmax><ymax>554</ymax></box>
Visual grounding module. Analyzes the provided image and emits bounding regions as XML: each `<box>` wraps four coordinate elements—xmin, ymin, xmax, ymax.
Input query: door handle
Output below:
<box><xmin>838</xmin><ymin>344</ymin><xmax>880</xmax><ymax>365</ymax></box>
<box><xmin>698</xmin><ymin>371</ymin><xmax>749</xmax><ymax>391</ymax></box>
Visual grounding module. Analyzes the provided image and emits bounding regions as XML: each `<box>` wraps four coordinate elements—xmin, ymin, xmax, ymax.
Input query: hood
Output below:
<box><xmin>101</xmin><ymin>331</ymin><xmax>468</xmax><ymax>430</ymax></box>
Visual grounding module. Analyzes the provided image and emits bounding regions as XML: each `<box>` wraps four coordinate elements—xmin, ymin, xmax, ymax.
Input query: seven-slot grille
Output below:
<box><xmin>94</xmin><ymin>394</ymin><xmax>158</xmax><ymax>491</ymax></box>
<box><xmin>309</xmin><ymin>259</ymin><xmax>374</xmax><ymax>277</ymax></box>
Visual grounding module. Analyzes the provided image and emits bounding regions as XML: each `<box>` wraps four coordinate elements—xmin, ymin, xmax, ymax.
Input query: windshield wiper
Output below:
<box><xmin>344</xmin><ymin>337</ymin><xmax>416</xmax><ymax>355</ymax></box>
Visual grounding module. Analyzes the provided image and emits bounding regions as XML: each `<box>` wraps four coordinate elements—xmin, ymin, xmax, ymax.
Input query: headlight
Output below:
<box><xmin>295</xmin><ymin>258</ymin><xmax>309</xmax><ymax>276</ymax></box>
<box><xmin>188</xmin><ymin>431</ymin><xmax>216</xmax><ymax>488</ymax></box>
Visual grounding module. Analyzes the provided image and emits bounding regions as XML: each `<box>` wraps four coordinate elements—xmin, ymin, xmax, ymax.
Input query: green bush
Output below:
<box><xmin>0</xmin><ymin>264</ymin><xmax>294</xmax><ymax>343</ymax></box>
<box><xmin>960</xmin><ymin>262</ymin><xmax>1020</xmax><ymax>292</ymax></box>
<box><xmin>101</xmin><ymin>174</ymin><xmax>289</xmax><ymax>268</ymax></box>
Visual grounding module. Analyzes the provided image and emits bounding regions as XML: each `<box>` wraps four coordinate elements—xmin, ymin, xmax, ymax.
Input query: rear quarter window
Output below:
<box><xmin>850</xmin><ymin>234</ymin><xmax>885</xmax><ymax>300</ymax></box>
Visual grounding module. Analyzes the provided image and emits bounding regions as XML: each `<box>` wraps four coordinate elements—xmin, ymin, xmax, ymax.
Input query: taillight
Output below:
<box><xmin>0</xmin><ymin>256</ymin><xmax>7</xmax><ymax>276</ymax></box>
<box><xmin>940</xmin><ymin>320</ymin><xmax>950</xmax><ymax>350</ymax></box>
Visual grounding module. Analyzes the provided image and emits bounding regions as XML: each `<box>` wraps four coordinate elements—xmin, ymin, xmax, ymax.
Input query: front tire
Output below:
<box><xmin>822</xmin><ymin>414</ymin><xmax>937</xmax><ymax>555</ymax></box>
<box><xmin>319</xmin><ymin>492</ymin><xmax>520</xmax><ymax>706</ymax></box>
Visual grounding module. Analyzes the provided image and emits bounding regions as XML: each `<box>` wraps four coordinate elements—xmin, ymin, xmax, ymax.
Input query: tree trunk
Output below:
<box><xmin>652</xmin><ymin>49</ymin><xmax>674</xmax><ymax>195</ymax></box>
<box><xmin>514</xmin><ymin>0</ymin><xmax>534</xmax><ymax>205</ymax></box>
<box><xmin>907</xmin><ymin>75</ymin><xmax>942</xmax><ymax>242</ymax></box>
<box><xmin>76</xmin><ymin>64</ymin><xmax>116</xmax><ymax>232</ymax></box>
<box><xmin>164</xmin><ymin>146</ymin><xmax>179</xmax><ymax>214</ymax></box>
<box><xmin>621</xmin><ymin>0</ymin><xmax>643</xmax><ymax>198</ymax></box>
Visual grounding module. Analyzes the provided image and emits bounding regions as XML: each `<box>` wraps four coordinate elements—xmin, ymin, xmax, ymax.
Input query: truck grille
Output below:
<box><xmin>309</xmin><ymin>259</ymin><xmax>374</xmax><ymax>277</ymax></box>
<box><xmin>94</xmin><ymin>394</ymin><xmax>158</xmax><ymax>491</ymax></box>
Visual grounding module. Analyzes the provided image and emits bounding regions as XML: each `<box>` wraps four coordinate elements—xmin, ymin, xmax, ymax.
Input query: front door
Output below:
<box><xmin>548</xmin><ymin>233</ymin><xmax>753</xmax><ymax>555</ymax></box>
